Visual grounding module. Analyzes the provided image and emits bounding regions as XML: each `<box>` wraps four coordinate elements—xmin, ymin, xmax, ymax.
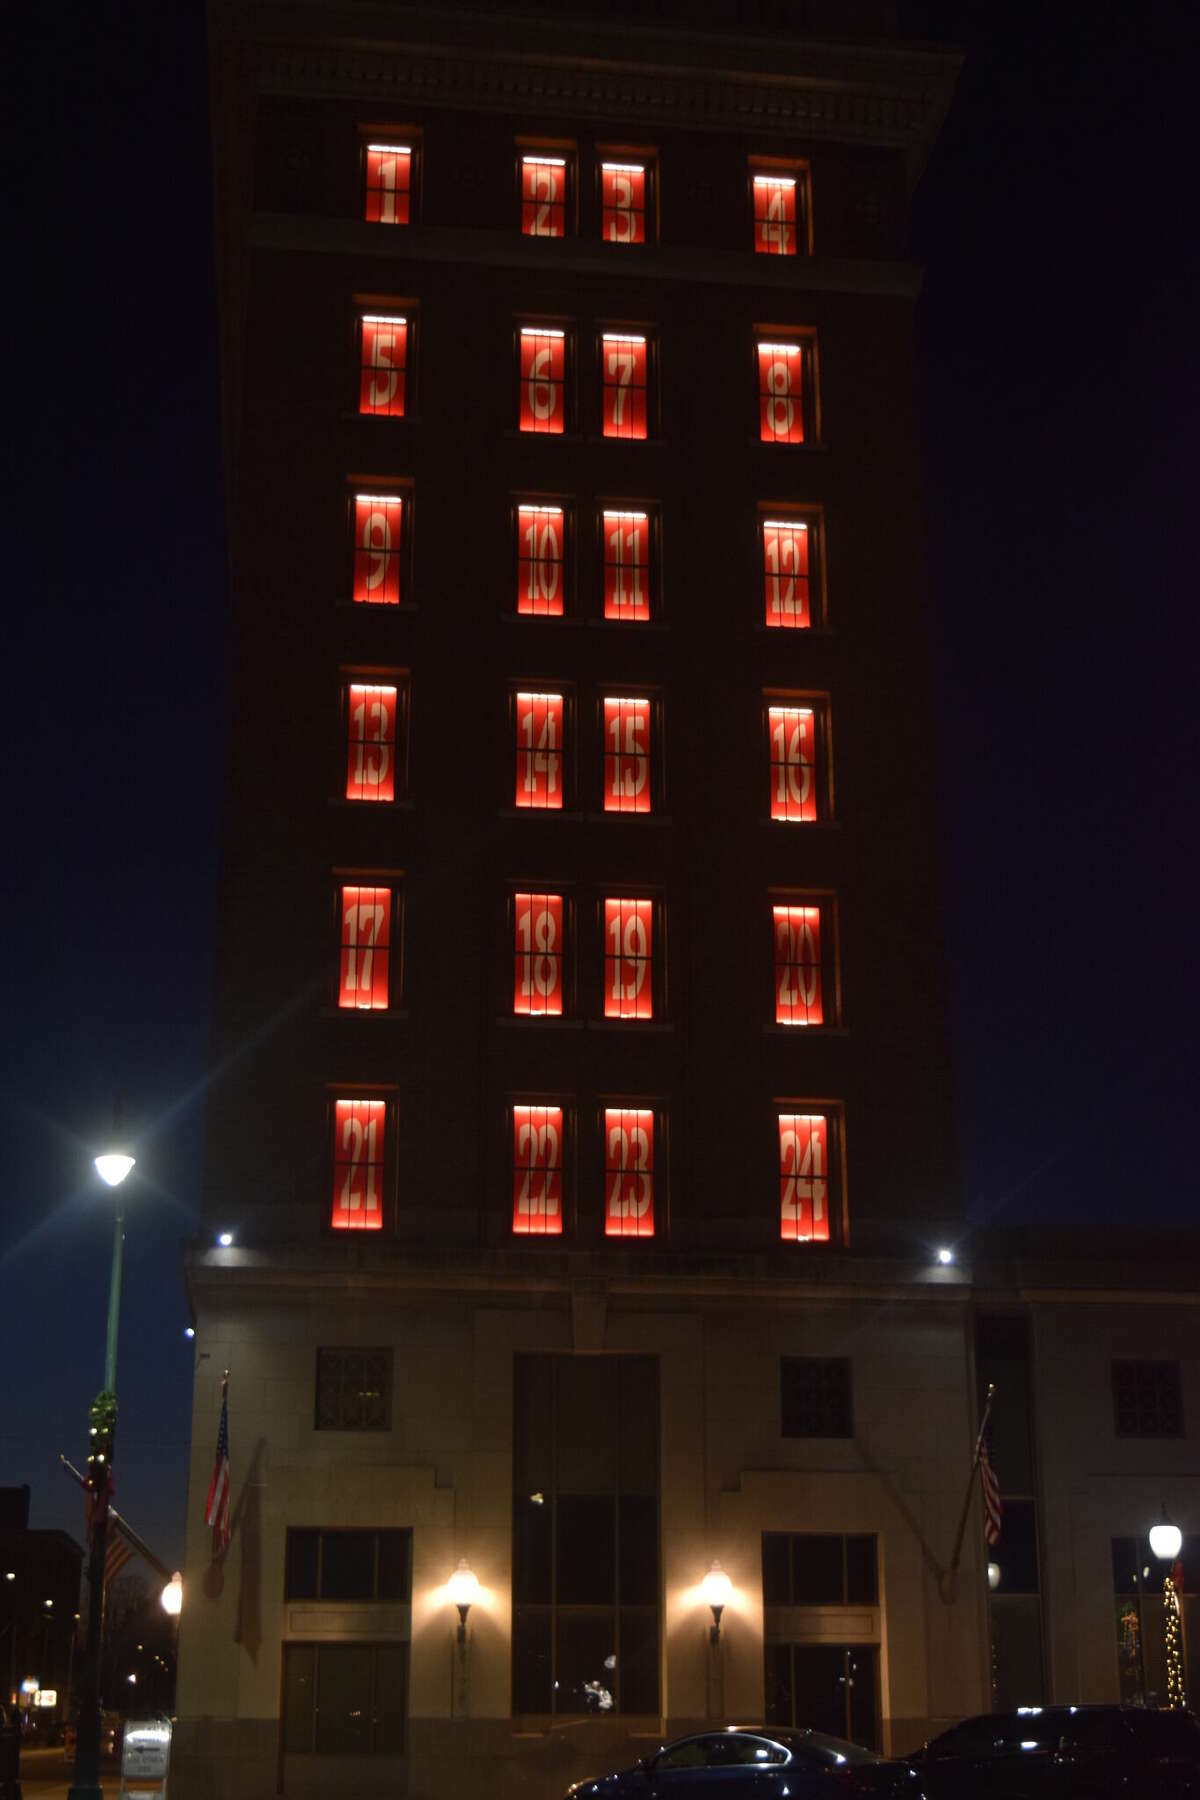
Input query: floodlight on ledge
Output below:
<box><xmin>700</xmin><ymin>1560</ymin><xmax>733</xmax><ymax>1641</ymax></box>
<box><xmin>936</xmin><ymin>1247</ymin><xmax>954</xmax><ymax>1266</ymax></box>
<box><xmin>95</xmin><ymin>1154</ymin><xmax>135</xmax><ymax>1188</ymax></box>
<box><xmin>161</xmin><ymin>1572</ymin><xmax>183</xmax><ymax>1616</ymax></box>
<box><xmin>448</xmin><ymin>1558</ymin><xmax>480</xmax><ymax>1643</ymax></box>
<box><xmin>1150</xmin><ymin>1505</ymin><xmax>1183</xmax><ymax>1564</ymax></box>
<box><xmin>218</xmin><ymin>1232</ymin><xmax>233</xmax><ymax>1248</ymax></box>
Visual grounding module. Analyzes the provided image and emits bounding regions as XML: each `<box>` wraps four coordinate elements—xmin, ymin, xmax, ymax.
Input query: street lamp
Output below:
<box><xmin>160</xmin><ymin>1574</ymin><xmax>183</xmax><ymax>1617</ymax></box>
<box><xmin>1150</xmin><ymin>1505</ymin><xmax>1186</xmax><ymax>1709</ymax></box>
<box><xmin>447</xmin><ymin>1560</ymin><xmax>479</xmax><ymax>1645</ymax></box>
<box><xmin>700</xmin><ymin>1561</ymin><xmax>732</xmax><ymax>1643</ymax></box>
<box><xmin>67</xmin><ymin>1146</ymin><xmax>134</xmax><ymax>1800</ymax></box>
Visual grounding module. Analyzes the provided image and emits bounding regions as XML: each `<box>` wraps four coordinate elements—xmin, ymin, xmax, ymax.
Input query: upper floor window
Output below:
<box><xmin>359</xmin><ymin>314</ymin><xmax>408</xmax><ymax>418</ymax></box>
<box><xmin>511</xmin><ymin>1103</ymin><xmax>564</xmax><ymax>1235</ymax></box>
<box><xmin>345</xmin><ymin>681</ymin><xmax>402</xmax><ymax>804</ymax></box>
<box><xmin>352</xmin><ymin>493</ymin><xmax>405</xmax><ymax>606</ymax></box>
<box><xmin>331</xmin><ymin>1098</ymin><xmax>388</xmax><ymax>1232</ymax></box>
<box><xmin>773</xmin><ymin>903</ymin><xmax>824</xmax><ymax>1026</ymax></box>
<box><xmin>600</xmin><ymin>160</ymin><xmax>648</xmax><ymax>244</ymax></box>
<box><xmin>762</xmin><ymin>514</ymin><xmax>818</xmax><ymax>629</ymax></box>
<box><xmin>1113</xmin><ymin>1360</ymin><xmax>1184</xmax><ymax>1438</ymax></box>
<box><xmin>604</xmin><ymin>897</ymin><xmax>654</xmax><ymax>1020</ymax></box>
<box><xmin>514</xmin><ymin>690</ymin><xmax>565</xmax><ymax>809</ymax></box>
<box><xmin>601</xmin><ymin>332</ymin><xmax>649</xmax><ymax>440</ymax></box>
<box><xmin>364</xmin><ymin>143</ymin><xmax>412</xmax><ymax>225</ymax></box>
<box><xmin>757</xmin><ymin>338</ymin><xmax>812</xmax><ymax>445</ymax></box>
<box><xmin>519</xmin><ymin>326</ymin><xmax>567</xmax><ymax>434</ymax></box>
<box><xmin>752</xmin><ymin>172</ymin><xmax>800</xmax><ymax>256</ymax></box>
<box><xmin>602</xmin><ymin>508</ymin><xmax>653</xmax><ymax>621</ymax></box>
<box><xmin>316</xmin><ymin>1348</ymin><xmax>394</xmax><ymax>1431</ymax></box>
<box><xmin>338</xmin><ymin>883</ymin><xmax>397</xmax><ymax>1011</ymax></box>
<box><xmin>767</xmin><ymin>701</ymin><xmax>827</xmax><ymax>823</ymax></box>
<box><xmin>286</xmin><ymin>1526</ymin><xmax>411</xmax><ymax>1601</ymax></box>
<box><xmin>603</xmin><ymin>696</ymin><xmax>652</xmax><ymax>813</ymax></box>
<box><xmin>763</xmin><ymin>1532</ymin><xmax>876</xmax><ymax>1606</ymax></box>
<box><xmin>778</xmin><ymin>1110</ymin><xmax>832</xmax><ymax>1244</ymax></box>
<box><xmin>604</xmin><ymin>1107</ymin><xmax>656</xmax><ymax>1238</ymax></box>
<box><xmin>517</xmin><ymin>503</ymin><xmax>566</xmax><ymax>616</ymax></box>
<box><xmin>513</xmin><ymin>891</ymin><xmax>565</xmax><ymax>1017</ymax></box>
<box><xmin>522</xmin><ymin>153</ymin><xmax>571</xmax><ymax>237</ymax></box>
<box><xmin>781</xmin><ymin>1357</ymin><xmax>854</xmax><ymax>1438</ymax></box>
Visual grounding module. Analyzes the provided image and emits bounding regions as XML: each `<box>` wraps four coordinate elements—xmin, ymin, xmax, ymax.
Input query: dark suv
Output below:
<box><xmin>910</xmin><ymin>1706</ymin><xmax>1200</xmax><ymax>1797</ymax></box>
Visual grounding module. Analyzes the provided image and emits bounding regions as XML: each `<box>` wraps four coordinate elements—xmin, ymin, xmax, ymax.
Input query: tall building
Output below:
<box><xmin>179</xmin><ymin>5</ymin><xmax>1200</xmax><ymax>1796</ymax></box>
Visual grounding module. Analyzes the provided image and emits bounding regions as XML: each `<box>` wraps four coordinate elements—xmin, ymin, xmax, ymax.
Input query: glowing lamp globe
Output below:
<box><xmin>1150</xmin><ymin>1509</ymin><xmax>1182</xmax><ymax>1564</ymax></box>
<box><xmin>447</xmin><ymin>1560</ymin><xmax>479</xmax><ymax>1609</ymax></box>
<box><xmin>161</xmin><ymin>1572</ymin><xmax>183</xmax><ymax>1616</ymax></box>
<box><xmin>94</xmin><ymin>1154</ymin><xmax>135</xmax><ymax>1188</ymax></box>
<box><xmin>987</xmin><ymin>1562</ymin><xmax>1001</xmax><ymax>1591</ymax></box>
<box><xmin>700</xmin><ymin>1561</ymin><xmax>732</xmax><ymax>1611</ymax></box>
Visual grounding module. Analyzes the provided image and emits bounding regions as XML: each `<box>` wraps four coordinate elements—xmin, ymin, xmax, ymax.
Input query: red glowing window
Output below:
<box><xmin>515</xmin><ymin>691</ymin><xmax>564</xmax><ymax>809</ymax></box>
<box><xmin>352</xmin><ymin>494</ymin><xmax>404</xmax><ymax>605</ymax></box>
<box><xmin>603</xmin><ymin>510</ymin><xmax>650</xmax><ymax>622</ymax></box>
<box><xmin>763</xmin><ymin>519</ymin><xmax>811</xmax><ymax>629</ymax></box>
<box><xmin>773</xmin><ymin>905</ymin><xmax>823</xmax><ymax>1027</ymax></box>
<box><xmin>605</xmin><ymin>1108</ymin><xmax>655</xmax><ymax>1238</ymax></box>
<box><xmin>339</xmin><ymin>886</ymin><xmax>392</xmax><ymax>1011</ymax></box>
<box><xmin>522</xmin><ymin>156</ymin><xmax>568</xmax><ymax>237</ymax></box>
<box><xmin>332</xmin><ymin>1099</ymin><xmax>386</xmax><ymax>1231</ymax></box>
<box><xmin>512</xmin><ymin>1104</ymin><xmax>563</xmax><ymax>1235</ymax></box>
<box><xmin>604</xmin><ymin>898</ymin><xmax>653</xmax><ymax>1020</ymax></box>
<box><xmin>346</xmin><ymin>684</ymin><xmax>398</xmax><ymax>803</ymax></box>
<box><xmin>768</xmin><ymin>705</ymin><xmax>816</xmax><ymax>823</ymax></box>
<box><xmin>779</xmin><ymin>1112</ymin><xmax>830</xmax><ymax>1244</ymax></box>
<box><xmin>365</xmin><ymin>144</ymin><xmax>412</xmax><ymax>225</ymax></box>
<box><xmin>601</xmin><ymin>163</ymin><xmax>646</xmax><ymax>244</ymax></box>
<box><xmin>758</xmin><ymin>341</ymin><xmax>805</xmax><ymax>445</ymax></box>
<box><xmin>513</xmin><ymin>892</ymin><xmax>564</xmax><ymax>1017</ymax></box>
<box><xmin>753</xmin><ymin>174</ymin><xmax>798</xmax><ymax>256</ymax></box>
<box><xmin>603</xmin><ymin>697</ymin><xmax>651</xmax><ymax>814</ymax></box>
<box><xmin>519</xmin><ymin>328</ymin><xmax>566</xmax><ymax>435</ymax></box>
<box><xmin>359</xmin><ymin>314</ymin><xmax>408</xmax><ymax>417</ymax></box>
<box><xmin>517</xmin><ymin>505</ymin><xmax>565</xmax><ymax>617</ymax></box>
<box><xmin>601</xmin><ymin>334</ymin><xmax>648</xmax><ymax>441</ymax></box>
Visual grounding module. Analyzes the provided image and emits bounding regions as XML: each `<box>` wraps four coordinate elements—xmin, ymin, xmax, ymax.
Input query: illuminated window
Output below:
<box><xmin>352</xmin><ymin>494</ymin><xmax>404</xmax><ymax>605</ymax></box>
<box><xmin>767</xmin><ymin>704</ymin><xmax>820</xmax><ymax>823</ymax></box>
<box><xmin>359</xmin><ymin>314</ymin><xmax>408</xmax><ymax>418</ymax></box>
<box><xmin>511</xmin><ymin>1104</ymin><xmax>563</xmax><ymax>1235</ymax></box>
<box><xmin>601</xmin><ymin>333</ymin><xmax>648</xmax><ymax>440</ymax></box>
<box><xmin>346</xmin><ymin>684</ymin><xmax>399</xmax><ymax>803</ymax></box>
<box><xmin>519</xmin><ymin>326</ymin><xmax>566</xmax><ymax>435</ymax></box>
<box><xmin>773</xmin><ymin>904</ymin><xmax>823</xmax><ymax>1026</ymax></box>
<box><xmin>514</xmin><ymin>691</ymin><xmax>564</xmax><ymax>809</ymax></box>
<box><xmin>331</xmin><ymin>1098</ymin><xmax>386</xmax><ymax>1231</ymax></box>
<box><xmin>600</xmin><ymin>161</ymin><xmax>647</xmax><ymax>244</ymax></box>
<box><xmin>365</xmin><ymin>144</ymin><xmax>412</xmax><ymax>225</ymax></box>
<box><xmin>603</xmin><ymin>696</ymin><xmax>651</xmax><ymax>814</ymax></box>
<box><xmin>521</xmin><ymin>154</ymin><xmax>569</xmax><ymax>237</ymax></box>
<box><xmin>513</xmin><ymin>892</ymin><xmax>564</xmax><ymax>1017</ymax></box>
<box><xmin>753</xmin><ymin>173</ymin><xmax>798</xmax><ymax>256</ymax></box>
<box><xmin>778</xmin><ymin>1112</ymin><xmax>831</xmax><ymax>1244</ymax></box>
<box><xmin>762</xmin><ymin>518</ymin><xmax>812</xmax><ymax>629</ymax></box>
<box><xmin>516</xmin><ymin>504</ymin><xmax>565</xmax><ymax>617</ymax></box>
<box><xmin>757</xmin><ymin>340</ymin><xmax>807</xmax><ymax>445</ymax></box>
<box><xmin>602</xmin><ymin>509</ymin><xmax>651</xmax><ymax>621</ymax></box>
<box><xmin>339</xmin><ymin>885</ymin><xmax>394</xmax><ymax>1011</ymax></box>
<box><xmin>604</xmin><ymin>898</ymin><xmax>653</xmax><ymax>1020</ymax></box>
<box><xmin>604</xmin><ymin>1107</ymin><xmax>655</xmax><ymax>1237</ymax></box>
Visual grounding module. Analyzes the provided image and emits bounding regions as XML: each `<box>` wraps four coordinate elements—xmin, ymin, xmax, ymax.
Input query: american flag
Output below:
<box><xmin>103</xmin><ymin>1530</ymin><xmax>134</xmax><ymax>1590</ymax></box>
<box><xmin>980</xmin><ymin>1439</ymin><xmax>1003</xmax><ymax>1546</ymax></box>
<box><xmin>205</xmin><ymin>1374</ymin><xmax>232</xmax><ymax>1553</ymax></box>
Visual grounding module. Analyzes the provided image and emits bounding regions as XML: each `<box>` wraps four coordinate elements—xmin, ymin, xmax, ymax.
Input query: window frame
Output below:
<box><xmin>600</xmin><ymin>1101</ymin><xmax>667</xmax><ymax>1242</ymax></box>
<box><xmin>774</xmin><ymin>1101</ymin><xmax>845</xmax><ymax>1247</ymax></box>
<box><xmin>326</xmin><ymin>1091</ymin><xmax>396</xmax><ymax>1235</ymax></box>
<box><xmin>513</xmin><ymin>496</ymin><xmax>573</xmax><ymax>619</ymax></box>
<box><xmin>780</xmin><ymin>1356</ymin><xmax>854</xmax><ymax>1439</ymax></box>
<box><xmin>598</xmin><ymin>500</ymin><xmax>661</xmax><ymax>624</ymax></box>
<box><xmin>361</xmin><ymin>132</ymin><xmax>420</xmax><ymax>226</ymax></box>
<box><xmin>764</xmin><ymin>693</ymin><xmax>833</xmax><ymax>824</ymax></box>
<box><xmin>517</xmin><ymin>145</ymin><xmax>576</xmax><ymax>238</ymax></box>
<box><xmin>340</xmin><ymin>670</ymin><xmax>409</xmax><ymax>805</ymax></box>
<box><xmin>346</xmin><ymin>485</ymin><xmax>413</xmax><ymax>610</ymax></box>
<box><xmin>333</xmin><ymin>874</ymin><xmax>403</xmax><ymax>1013</ymax></box>
<box><xmin>1112</xmin><ymin>1360</ymin><xmax>1184</xmax><ymax>1438</ymax></box>
<box><xmin>596</xmin><ymin>152</ymin><xmax>656</xmax><ymax>247</ymax></box>
<box><xmin>762</xmin><ymin>1530</ymin><xmax>877</xmax><ymax>1607</ymax></box>
<box><xmin>356</xmin><ymin>307</ymin><xmax>415</xmax><ymax>419</ymax></box>
<box><xmin>598</xmin><ymin>892</ymin><xmax>663</xmax><ymax>1022</ymax></box>
<box><xmin>510</xmin><ymin>685</ymin><xmax>573</xmax><ymax>812</ymax></box>
<box><xmin>508</xmin><ymin>1099</ymin><xmax>572</xmax><ymax>1238</ymax></box>
<box><xmin>598</xmin><ymin>690</ymin><xmax>662</xmax><ymax>816</ymax></box>
<box><xmin>748</xmin><ymin>159</ymin><xmax>812</xmax><ymax>258</ymax></box>
<box><xmin>315</xmin><ymin>1346</ymin><xmax>395</xmax><ymax>1432</ymax></box>
<box><xmin>598</xmin><ymin>327</ymin><xmax>656</xmax><ymax>442</ymax></box>
<box><xmin>768</xmin><ymin>891</ymin><xmax>839</xmax><ymax>1029</ymax></box>
<box><xmin>517</xmin><ymin>322</ymin><xmax>573</xmax><ymax>436</ymax></box>
<box><xmin>759</xmin><ymin>506</ymin><xmax>824</xmax><ymax>632</ymax></box>
<box><xmin>282</xmin><ymin>1641</ymin><xmax>410</xmax><ymax>1757</ymax></box>
<box><xmin>508</xmin><ymin>887</ymin><xmax>573</xmax><ymax>1020</ymax></box>
<box><xmin>754</xmin><ymin>330</ymin><xmax>818</xmax><ymax>446</ymax></box>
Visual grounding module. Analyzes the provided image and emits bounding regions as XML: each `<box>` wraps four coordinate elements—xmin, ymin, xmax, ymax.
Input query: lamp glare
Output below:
<box><xmin>95</xmin><ymin>1154</ymin><xmax>135</xmax><ymax>1188</ymax></box>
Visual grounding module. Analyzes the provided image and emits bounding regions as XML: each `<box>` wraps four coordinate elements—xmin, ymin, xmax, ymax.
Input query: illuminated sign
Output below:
<box><xmin>601</xmin><ymin>162</ymin><xmax>646</xmax><ymax>244</ymax></box>
<box><xmin>603</xmin><ymin>510</ymin><xmax>649</xmax><ymax>621</ymax></box>
<box><xmin>34</xmin><ymin>1689</ymin><xmax>57</xmax><ymax>1708</ymax></box>
<box><xmin>514</xmin><ymin>892</ymin><xmax>564</xmax><ymax>1016</ymax></box>
<box><xmin>517</xmin><ymin>504</ymin><xmax>565</xmax><ymax>616</ymax></box>
<box><xmin>346</xmin><ymin>684</ymin><xmax>398</xmax><ymax>803</ymax></box>
<box><xmin>522</xmin><ymin>156</ymin><xmax>567</xmax><ymax>237</ymax></box>
<box><xmin>512</xmin><ymin>1104</ymin><xmax>563</xmax><ymax>1234</ymax></box>
<box><xmin>352</xmin><ymin>494</ymin><xmax>403</xmax><ymax>605</ymax></box>
<box><xmin>779</xmin><ymin>1112</ymin><xmax>829</xmax><ymax>1242</ymax></box>
<box><xmin>604</xmin><ymin>1107</ymin><xmax>654</xmax><ymax>1237</ymax></box>
<box><xmin>365</xmin><ymin>144</ymin><xmax>412</xmax><ymax>225</ymax></box>
<box><xmin>601</xmin><ymin>333</ymin><xmax>648</xmax><ymax>440</ymax></box>
<box><xmin>515</xmin><ymin>691</ymin><xmax>563</xmax><ymax>809</ymax></box>
<box><xmin>339</xmin><ymin>886</ymin><xmax>392</xmax><ymax>1011</ymax></box>
<box><xmin>753</xmin><ymin>174</ymin><xmax>797</xmax><ymax>256</ymax></box>
<box><xmin>519</xmin><ymin>327</ymin><xmax>565</xmax><ymax>434</ymax></box>
<box><xmin>758</xmin><ymin>341</ymin><xmax>804</xmax><ymax>444</ymax></box>
<box><xmin>768</xmin><ymin>705</ymin><xmax>816</xmax><ymax>822</ymax></box>
<box><xmin>763</xmin><ymin>519</ymin><xmax>810</xmax><ymax>629</ymax></box>
<box><xmin>773</xmin><ymin>905</ymin><xmax>823</xmax><ymax>1026</ymax></box>
<box><xmin>359</xmin><ymin>314</ymin><xmax>407</xmax><ymax>417</ymax></box>
<box><xmin>604</xmin><ymin>898</ymin><xmax>653</xmax><ymax>1020</ymax></box>
<box><xmin>603</xmin><ymin>696</ymin><xmax>650</xmax><ymax>813</ymax></box>
<box><xmin>332</xmin><ymin>1099</ymin><xmax>385</xmax><ymax>1231</ymax></box>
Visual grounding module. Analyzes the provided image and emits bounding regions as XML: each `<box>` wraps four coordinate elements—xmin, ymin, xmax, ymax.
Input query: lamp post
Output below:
<box><xmin>1150</xmin><ymin>1504</ymin><xmax>1186</xmax><ymax>1709</ymax></box>
<box><xmin>67</xmin><ymin>1149</ymin><xmax>134</xmax><ymax>1800</ymax></box>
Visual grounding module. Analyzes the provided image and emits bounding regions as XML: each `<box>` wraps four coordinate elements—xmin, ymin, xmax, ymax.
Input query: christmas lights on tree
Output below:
<box><xmin>1164</xmin><ymin>1574</ymin><xmax>1186</xmax><ymax>1710</ymax></box>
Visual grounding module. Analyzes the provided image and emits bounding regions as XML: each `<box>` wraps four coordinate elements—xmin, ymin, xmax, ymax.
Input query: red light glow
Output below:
<box><xmin>513</xmin><ymin>892</ymin><xmax>564</xmax><ymax>1017</ymax></box>
<box><xmin>515</xmin><ymin>692</ymin><xmax>564</xmax><ymax>808</ymax></box>
<box><xmin>346</xmin><ymin>684</ymin><xmax>398</xmax><ymax>803</ymax></box>
<box><xmin>360</xmin><ymin>315</ymin><xmax>407</xmax><ymax>418</ymax></box>
<box><xmin>773</xmin><ymin>904</ymin><xmax>823</xmax><ymax>1026</ymax></box>
<box><xmin>520</xmin><ymin>328</ymin><xmax>566</xmax><ymax>434</ymax></box>
<box><xmin>778</xmin><ymin>1112</ymin><xmax>829</xmax><ymax>1243</ymax></box>
<box><xmin>602</xmin><ymin>334</ymin><xmax>648</xmax><ymax>440</ymax></box>
<box><xmin>758</xmin><ymin>341</ymin><xmax>804</xmax><ymax>444</ymax></box>
<box><xmin>601</xmin><ymin>163</ymin><xmax>646</xmax><ymax>244</ymax></box>
<box><xmin>522</xmin><ymin>157</ymin><xmax>567</xmax><ymax>237</ymax></box>
<box><xmin>605</xmin><ymin>1107</ymin><xmax>654</xmax><ymax>1237</ymax></box>
<box><xmin>768</xmin><ymin>705</ymin><xmax>816</xmax><ymax>822</ymax></box>
<box><xmin>365</xmin><ymin>145</ymin><xmax>411</xmax><ymax>225</ymax></box>
<box><xmin>512</xmin><ymin>1104</ymin><xmax>563</xmax><ymax>1234</ymax></box>
<box><xmin>353</xmin><ymin>494</ymin><xmax>403</xmax><ymax>605</ymax></box>
<box><xmin>339</xmin><ymin>886</ymin><xmax>392</xmax><ymax>1010</ymax></box>
<box><xmin>753</xmin><ymin>174</ymin><xmax>797</xmax><ymax>256</ymax></box>
<box><xmin>604</xmin><ymin>897</ymin><xmax>653</xmax><ymax>1020</ymax></box>
<box><xmin>332</xmin><ymin>1099</ymin><xmax>386</xmax><ymax>1230</ymax></box>
<box><xmin>517</xmin><ymin>505</ymin><xmax>565</xmax><ymax>616</ymax></box>
<box><xmin>763</xmin><ymin>518</ymin><xmax>810</xmax><ymax>629</ymax></box>
<box><xmin>603</xmin><ymin>511</ymin><xmax>649</xmax><ymax>621</ymax></box>
<box><xmin>603</xmin><ymin>696</ymin><xmax>651</xmax><ymax>813</ymax></box>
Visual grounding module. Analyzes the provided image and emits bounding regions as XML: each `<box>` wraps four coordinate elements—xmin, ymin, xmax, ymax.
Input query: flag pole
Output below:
<box><xmin>939</xmin><ymin>1382</ymin><xmax>995</xmax><ymax>1604</ymax></box>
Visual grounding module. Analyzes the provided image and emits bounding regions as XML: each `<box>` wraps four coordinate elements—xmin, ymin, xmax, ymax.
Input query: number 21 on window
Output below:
<box><xmin>332</xmin><ymin>1099</ymin><xmax>385</xmax><ymax>1231</ymax></box>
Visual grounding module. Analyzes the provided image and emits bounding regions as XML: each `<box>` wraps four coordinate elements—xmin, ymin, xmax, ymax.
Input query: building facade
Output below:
<box><xmin>175</xmin><ymin>5</ymin><xmax>1200</xmax><ymax>1797</ymax></box>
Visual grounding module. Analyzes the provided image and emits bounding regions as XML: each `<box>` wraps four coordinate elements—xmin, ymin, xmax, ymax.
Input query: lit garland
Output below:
<box><xmin>1164</xmin><ymin>1575</ymin><xmax>1186</xmax><ymax>1709</ymax></box>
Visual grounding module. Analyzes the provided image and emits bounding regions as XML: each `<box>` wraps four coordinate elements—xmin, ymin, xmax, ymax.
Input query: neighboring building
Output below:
<box><xmin>0</xmin><ymin>1489</ymin><xmax>82</xmax><ymax>1729</ymax></box>
<box><xmin>175</xmin><ymin>5</ymin><xmax>1199</xmax><ymax>1798</ymax></box>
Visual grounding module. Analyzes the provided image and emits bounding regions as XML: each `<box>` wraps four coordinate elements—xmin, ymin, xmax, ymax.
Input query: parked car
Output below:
<box><xmin>567</xmin><ymin>1725</ymin><xmax>925</xmax><ymax>1799</ymax></box>
<box><xmin>909</xmin><ymin>1705</ymin><xmax>1200</xmax><ymax>1797</ymax></box>
<box><xmin>63</xmin><ymin>1711</ymin><xmax>123</xmax><ymax>1765</ymax></box>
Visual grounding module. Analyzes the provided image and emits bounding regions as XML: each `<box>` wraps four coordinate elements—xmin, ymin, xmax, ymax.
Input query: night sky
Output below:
<box><xmin>2</xmin><ymin>1</ymin><xmax>1197</xmax><ymax>1567</ymax></box>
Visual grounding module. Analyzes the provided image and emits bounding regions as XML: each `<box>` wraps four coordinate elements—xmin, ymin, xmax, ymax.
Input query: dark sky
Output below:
<box><xmin>2</xmin><ymin>0</ymin><xmax>1197</xmax><ymax>1566</ymax></box>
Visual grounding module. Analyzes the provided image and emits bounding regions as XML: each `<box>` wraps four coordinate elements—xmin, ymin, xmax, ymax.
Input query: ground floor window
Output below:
<box><xmin>1113</xmin><ymin>1534</ymin><xmax>1194</xmax><ymax>1706</ymax></box>
<box><xmin>764</xmin><ymin>1641</ymin><xmax>879</xmax><ymax>1749</ymax></box>
<box><xmin>282</xmin><ymin>1642</ymin><xmax>408</xmax><ymax>1754</ymax></box>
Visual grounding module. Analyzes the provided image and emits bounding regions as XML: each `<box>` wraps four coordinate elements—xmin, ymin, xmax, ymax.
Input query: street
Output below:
<box><xmin>17</xmin><ymin>1744</ymin><xmax>119</xmax><ymax>1798</ymax></box>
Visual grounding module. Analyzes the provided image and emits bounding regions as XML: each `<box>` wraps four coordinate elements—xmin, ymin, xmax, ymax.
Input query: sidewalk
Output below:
<box><xmin>18</xmin><ymin>1744</ymin><xmax>121</xmax><ymax>1797</ymax></box>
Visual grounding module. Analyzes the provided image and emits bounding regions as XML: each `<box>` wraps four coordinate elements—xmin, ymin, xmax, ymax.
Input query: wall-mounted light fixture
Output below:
<box><xmin>1150</xmin><ymin>1505</ymin><xmax>1183</xmax><ymax>1564</ymax></box>
<box><xmin>987</xmin><ymin>1561</ymin><xmax>1001</xmax><ymax>1591</ymax></box>
<box><xmin>161</xmin><ymin>1572</ymin><xmax>183</xmax><ymax>1617</ymax></box>
<box><xmin>448</xmin><ymin>1558</ymin><xmax>480</xmax><ymax>1645</ymax></box>
<box><xmin>700</xmin><ymin>1560</ymin><xmax>732</xmax><ymax>1643</ymax></box>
